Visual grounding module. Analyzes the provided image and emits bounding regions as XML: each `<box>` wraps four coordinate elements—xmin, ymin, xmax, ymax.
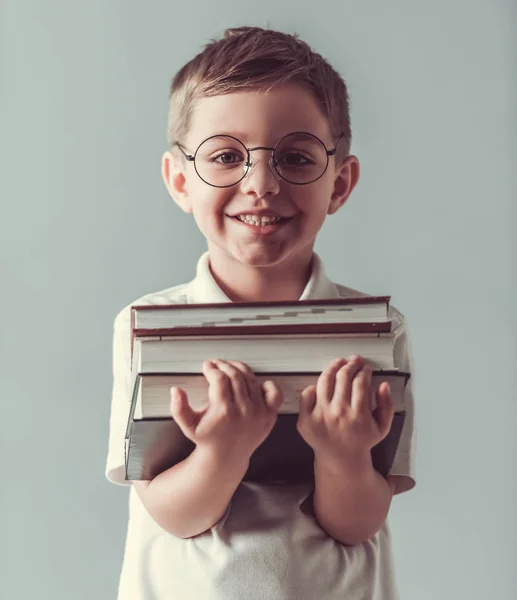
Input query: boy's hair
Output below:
<box><xmin>167</xmin><ymin>26</ymin><xmax>352</xmax><ymax>162</ymax></box>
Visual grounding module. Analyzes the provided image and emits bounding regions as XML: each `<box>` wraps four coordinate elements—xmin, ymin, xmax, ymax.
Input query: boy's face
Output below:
<box><xmin>162</xmin><ymin>82</ymin><xmax>359</xmax><ymax>270</ymax></box>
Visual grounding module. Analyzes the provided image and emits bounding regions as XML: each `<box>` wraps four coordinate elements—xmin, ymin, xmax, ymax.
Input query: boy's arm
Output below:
<box><xmin>312</xmin><ymin>451</ymin><xmax>394</xmax><ymax>546</ymax></box>
<box><xmin>132</xmin><ymin>446</ymin><xmax>249</xmax><ymax>539</ymax></box>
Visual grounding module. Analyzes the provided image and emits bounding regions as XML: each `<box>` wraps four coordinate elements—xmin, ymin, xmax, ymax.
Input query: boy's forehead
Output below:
<box><xmin>187</xmin><ymin>84</ymin><xmax>332</xmax><ymax>145</ymax></box>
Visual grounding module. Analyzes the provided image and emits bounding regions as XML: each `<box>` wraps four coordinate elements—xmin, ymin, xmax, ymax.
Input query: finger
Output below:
<box><xmin>373</xmin><ymin>382</ymin><xmax>394</xmax><ymax>436</ymax></box>
<box><xmin>316</xmin><ymin>357</ymin><xmax>347</xmax><ymax>403</ymax></box>
<box><xmin>202</xmin><ymin>360</ymin><xmax>234</xmax><ymax>410</ymax></box>
<box><xmin>349</xmin><ymin>364</ymin><xmax>372</xmax><ymax>415</ymax></box>
<box><xmin>261</xmin><ymin>380</ymin><xmax>284</xmax><ymax>412</ymax></box>
<box><xmin>298</xmin><ymin>385</ymin><xmax>317</xmax><ymax>418</ymax></box>
<box><xmin>170</xmin><ymin>386</ymin><xmax>201</xmax><ymax>437</ymax></box>
<box><xmin>225</xmin><ymin>360</ymin><xmax>261</xmax><ymax>401</ymax></box>
<box><xmin>212</xmin><ymin>359</ymin><xmax>251</xmax><ymax>413</ymax></box>
<box><xmin>225</xmin><ymin>360</ymin><xmax>256</xmax><ymax>381</ymax></box>
<box><xmin>331</xmin><ymin>356</ymin><xmax>364</xmax><ymax>410</ymax></box>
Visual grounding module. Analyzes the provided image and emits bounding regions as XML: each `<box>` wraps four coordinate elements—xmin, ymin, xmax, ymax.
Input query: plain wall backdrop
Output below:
<box><xmin>2</xmin><ymin>1</ymin><xmax>516</xmax><ymax>598</ymax></box>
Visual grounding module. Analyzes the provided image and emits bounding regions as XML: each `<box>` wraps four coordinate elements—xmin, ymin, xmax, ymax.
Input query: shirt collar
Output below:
<box><xmin>185</xmin><ymin>251</ymin><xmax>340</xmax><ymax>303</ymax></box>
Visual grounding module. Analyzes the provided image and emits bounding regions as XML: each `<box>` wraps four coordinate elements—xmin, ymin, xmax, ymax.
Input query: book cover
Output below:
<box><xmin>124</xmin><ymin>412</ymin><xmax>406</xmax><ymax>483</ymax></box>
<box><xmin>124</xmin><ymin>371</ymin><xmax>410</xmax><ymax>482</ymax></box>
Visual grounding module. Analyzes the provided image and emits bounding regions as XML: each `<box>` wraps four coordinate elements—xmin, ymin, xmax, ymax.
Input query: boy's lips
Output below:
<box><xmin>228</xmin><ymin>210</ymin><xmax>291</xmax><ymax>218</ymax></box>
<box><xmin>228</xmin><ymin>213</ymin><xmax>293</xmax><ymax>235</ymax></box>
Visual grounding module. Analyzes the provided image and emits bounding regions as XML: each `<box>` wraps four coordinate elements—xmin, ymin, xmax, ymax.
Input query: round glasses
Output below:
<box><xmin>174</xmin><ymin>131</ymin><xmax>344</xmax><ymax>188</ymax></box>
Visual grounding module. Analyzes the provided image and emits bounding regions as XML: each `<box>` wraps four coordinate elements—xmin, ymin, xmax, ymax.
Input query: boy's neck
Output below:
<box><xmin>206</xmin><ymin>248</ymin><xmax>314</xmax><ymax>303</ymax></box>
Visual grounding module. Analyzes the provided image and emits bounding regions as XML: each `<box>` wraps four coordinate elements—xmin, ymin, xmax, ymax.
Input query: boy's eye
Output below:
<box><xmin>277</xmin><ymin>152</ymin><xmax>314</xmax><ymax>167</ymax></box>
<box><xmin>211</xmin><ymin>151</ymin><xmax>244</xmax><ymax>165</ymax></box>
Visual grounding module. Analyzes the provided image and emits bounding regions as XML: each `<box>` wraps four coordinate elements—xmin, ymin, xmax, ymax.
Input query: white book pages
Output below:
<box><xmin>133</xmin><ymin>371</ymin><xmax>408</xmax><ymax>419</ymax></box>
<box><xmin>133</xmin><ymin>300</ymin><xmax>388</xmax><ymax>329</ymax></box>
<box><xmin>132</xmin><ymin>333</ymin><xmax>395</xmax><ymax>374</ymax></box>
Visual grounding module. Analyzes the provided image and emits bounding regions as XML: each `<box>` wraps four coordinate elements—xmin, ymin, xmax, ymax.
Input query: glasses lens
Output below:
<box><xmin>195</xmin><ymin>136</ymin><xmax>248</xmax><ymax>187</ymax></box>
<box><xmin>273</xmin><ymin>133</ymin><xmax>328</xmax><ymax>184</ymax></box>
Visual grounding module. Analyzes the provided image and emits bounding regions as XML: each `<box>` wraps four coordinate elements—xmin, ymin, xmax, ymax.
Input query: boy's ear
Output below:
<box><xmin>161</xmin><ymin>150</ymin><xmax>193</xmax><ymax>213</ymax></box>
<box><xmin>327</xmin><ymin>155</ymin><xmax>360</xmax><ymax>215</ymax></box>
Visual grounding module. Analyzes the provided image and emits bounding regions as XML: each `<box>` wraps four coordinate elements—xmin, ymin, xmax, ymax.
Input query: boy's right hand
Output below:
<box><xmin>169</xmin><ymin>359</ymin><xmax>283</xmax><ymax>463</ymax></box>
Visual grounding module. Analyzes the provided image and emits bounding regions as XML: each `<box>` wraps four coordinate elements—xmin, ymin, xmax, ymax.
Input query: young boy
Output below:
<box><xmin>105</xmin><ymin>26</ymin><xmax>416</xmax><ymax>600</ymax></box>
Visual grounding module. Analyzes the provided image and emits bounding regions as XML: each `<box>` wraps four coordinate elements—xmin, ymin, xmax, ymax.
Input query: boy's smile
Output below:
<box><xmin>162</xmin><ymin>82</ymin><xmax>360</xmax><ymax>300</ymax></box>
<box><xmin>230</xmin><ymin>211</ymin><xmax>292</xmax><ymax>235</ymax></box>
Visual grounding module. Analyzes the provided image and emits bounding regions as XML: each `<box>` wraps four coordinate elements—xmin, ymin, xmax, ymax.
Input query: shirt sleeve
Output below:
<box><xmin>105</xmin><ymin>306</ymin><xmax>133</xmax><ymax>486</ymax></box>
<box><xmin>388</xmin><ymin>312</ymin><xmax>417</xmax><ymax>494</ymax></box>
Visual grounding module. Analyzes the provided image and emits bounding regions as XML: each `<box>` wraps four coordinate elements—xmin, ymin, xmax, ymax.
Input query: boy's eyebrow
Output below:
<box><xmin>188</xmin><ymin>131</ymin><xmax>250</xmax><ymax>148</ymax></box>
<box><xmin>202</xmin><ymin>131</ymin><xmax>253</xmax><ymax>142</ymax></box>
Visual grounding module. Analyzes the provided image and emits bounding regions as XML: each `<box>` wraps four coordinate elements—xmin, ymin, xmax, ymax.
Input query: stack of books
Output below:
<box><xmin>124</xmin><ymin>296</ymin><xmax>410</xmax><ymax>483</ymax></box>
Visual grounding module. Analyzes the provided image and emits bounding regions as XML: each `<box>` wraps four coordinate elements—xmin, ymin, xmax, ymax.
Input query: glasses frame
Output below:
<box><xmin>174</xmin><ymin>131</ymin><xmax>345</xmax><ymax>188</ymax></box>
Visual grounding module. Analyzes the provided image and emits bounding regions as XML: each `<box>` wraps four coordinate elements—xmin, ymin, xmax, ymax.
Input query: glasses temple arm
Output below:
<box><xmin>174</xmin><ymin>142</ymin><xmax>195</xmax><ymax>161</ymax></box>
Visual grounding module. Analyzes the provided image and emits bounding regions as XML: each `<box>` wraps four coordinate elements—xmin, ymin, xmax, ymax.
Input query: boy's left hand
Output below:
<box><xmin>296</xmin><ymin>355</ymin><xmax>394</xmax><ymax>465</ymax></box>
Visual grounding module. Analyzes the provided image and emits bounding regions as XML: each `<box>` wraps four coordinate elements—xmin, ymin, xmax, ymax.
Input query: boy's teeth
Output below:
<box><xmin>237</xmin><ymin>214</ymin><xmax>282</xmax><ymax>225</ymax></box>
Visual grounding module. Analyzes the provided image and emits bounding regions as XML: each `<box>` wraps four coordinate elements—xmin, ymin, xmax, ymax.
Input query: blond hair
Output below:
<box><xmin>167</xmin><ymin>26</ymin><xmax>352</xmax><ymax>161</ymax></box>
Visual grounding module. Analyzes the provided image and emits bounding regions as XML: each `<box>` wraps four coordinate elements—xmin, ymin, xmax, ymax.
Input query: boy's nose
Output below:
<box><xmin>238</xmin><ymin>154</ymin><xmax>281</xmax><ymax>198</ymax></box>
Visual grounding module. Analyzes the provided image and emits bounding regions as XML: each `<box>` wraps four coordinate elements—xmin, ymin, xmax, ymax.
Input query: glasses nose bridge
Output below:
<box><xmin>245</xmin><ymin>145</ymin><xmax>278</xmax><ymax>173</ymax></box>
<box><xmin>241</xmin><ymin>145</ymin><xmax>281</xmax><ymax>186</ymax></box>
<box><xmin>246</xmin><ymin>144</ymin><xmax>275</xmax><ymax>162</ymax></box>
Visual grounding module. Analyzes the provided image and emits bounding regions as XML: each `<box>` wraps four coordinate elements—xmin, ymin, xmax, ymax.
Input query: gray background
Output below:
<box><xmin>2</xmin><ymin>0</ymin><xmax>516</xmax><ymax>598</ymax></box>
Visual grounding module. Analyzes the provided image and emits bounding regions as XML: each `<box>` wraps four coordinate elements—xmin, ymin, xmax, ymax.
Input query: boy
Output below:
<box><xmin>106</xmin><ymin>26</ymin><xmax>416</xmax><ymax>600</ymax></box>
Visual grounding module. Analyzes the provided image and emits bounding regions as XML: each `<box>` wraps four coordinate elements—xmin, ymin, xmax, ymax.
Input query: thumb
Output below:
<box><xmin>373</xmin><ymin>382</ymin><xmax>394</xmax><ymax>437</ymax></box>
<box><xmin>261</xmin><ymin>380</ymin><xmax>284</xmax><ymax>412</ymax></box>
<box><xmin>169</xmin><ymin>386</ymin><xmax>200</xmax><ymax>436</ymax></box>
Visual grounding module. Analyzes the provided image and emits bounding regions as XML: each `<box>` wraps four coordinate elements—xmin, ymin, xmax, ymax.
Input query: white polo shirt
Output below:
<box><xmin>106</xmin><ymin>251</ymin><xmax>417</xmax><ymax>600</ymax></box>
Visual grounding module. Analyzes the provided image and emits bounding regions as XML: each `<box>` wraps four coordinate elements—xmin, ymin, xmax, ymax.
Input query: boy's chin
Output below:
<box><xmin>220</xmin><ymin>244</ymin><xmax>313</xmax><ymax>269</ymax></box>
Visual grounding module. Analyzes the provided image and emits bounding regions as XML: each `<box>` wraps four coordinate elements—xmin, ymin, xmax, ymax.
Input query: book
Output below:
<box><xmin>125</xmin><ymin>414</ymin><xmax>406</xmax><ymax>482</ymax></box>
<box><xmin>131</xmin><ymin>296</ymin><xmax>391</xmax><ymax>333</ymax></box>
<box><xmin>130</xmin><ymin>297</ymin><xmax>392</xmax><ymax>357</ymax></box>
<box><xmin>131</xmin><ymin>329</ymin><xmax>396</xmax><ymax>375</ymax></box>
<box><xmin>131</xmin><ymin>371</ymin><xmax>409</xmax><ymax>420</ymax></box>
<box><xmin>124</xmin><ymin>370</ymin><xmax>410</xmax><ymax>482</ymax></box>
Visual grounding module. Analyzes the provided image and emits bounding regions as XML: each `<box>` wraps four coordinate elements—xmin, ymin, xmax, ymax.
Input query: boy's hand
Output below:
<box><xmin>169</xmin><ymin>359</ymin><xmax>283</xmax><ymax>463</ymax></box>
<box><xmin>296</xmin><ymin>355</ymin><xmax>394</xmax><ymax>465</ymax></box>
